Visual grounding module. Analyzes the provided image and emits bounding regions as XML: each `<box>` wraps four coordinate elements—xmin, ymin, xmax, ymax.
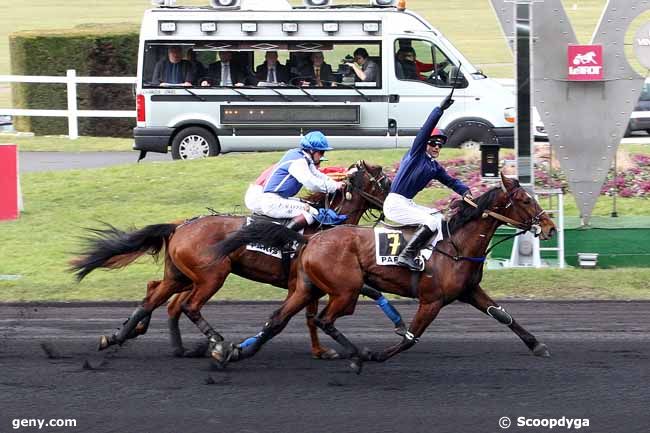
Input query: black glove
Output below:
<box><xmin>439</xmin><ymin>93</ymin><xmax>454</xmax><ymax>111</ymax></box>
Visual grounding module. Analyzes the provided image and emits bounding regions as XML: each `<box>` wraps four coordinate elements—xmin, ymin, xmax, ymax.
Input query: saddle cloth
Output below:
<box><xmin>245</xmin><ymin>216</ymin><xmax>301</xmax><ymax>258</ymax></box>
<box><xmin>374</xmin><ymin>227</ymin><xmax>436</xmax><ymax>266</ymax></box>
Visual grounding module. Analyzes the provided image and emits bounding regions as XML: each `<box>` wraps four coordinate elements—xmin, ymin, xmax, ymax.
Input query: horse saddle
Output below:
<box><xmin>245</xmin><ymin>216</ymin><xmax>300</xmax><ymax>259</ymax></box>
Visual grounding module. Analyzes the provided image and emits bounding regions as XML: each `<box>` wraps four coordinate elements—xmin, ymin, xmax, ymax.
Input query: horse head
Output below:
<box><xmin>495</xmin><ymin>173</ymin><xmax>556</xmax><ymax>240</ymax></box>
<box><xmin>344</xmin><ymin>160</ymin><xmax>391</xmax><ymax>211</ymax></box>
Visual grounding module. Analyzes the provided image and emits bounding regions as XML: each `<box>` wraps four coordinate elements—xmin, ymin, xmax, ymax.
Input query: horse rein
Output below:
<box><xmin>435</xmin><ymin>187</ymin><xmax>546</xmax><ymax>263</ymax></box>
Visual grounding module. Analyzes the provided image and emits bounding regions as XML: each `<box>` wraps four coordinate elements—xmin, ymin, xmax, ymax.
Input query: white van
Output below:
<box><xmin>134</xmin><ymin>0</ymin><xmax>515</xmax><ymax>159</ymax></box>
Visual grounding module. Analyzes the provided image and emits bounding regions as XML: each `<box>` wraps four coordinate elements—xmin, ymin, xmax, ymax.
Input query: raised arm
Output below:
<box><xmin>408</xmin><ymin>106</ymin><xmax>443</xmax><ymax>157</ymax></box>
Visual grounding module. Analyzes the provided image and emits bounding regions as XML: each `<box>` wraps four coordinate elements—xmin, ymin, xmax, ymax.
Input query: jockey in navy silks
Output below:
<box><xmin>258</xmin><ymin>131</ymin><xmax>346</xmax><ymax>231</ymax></box>
<box><xmin>383</xmin><ymin>93</ymin><xmax>473</xmax><ymax>271</ymax></box>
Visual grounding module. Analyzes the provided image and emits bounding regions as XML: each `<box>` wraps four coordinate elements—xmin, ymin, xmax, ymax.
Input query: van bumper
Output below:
<box><xmin>494</xmin><ymin>127</ymin><xmax>514</xmax><ymax>148</ymax></box>
<box><xmin>133</xmin><ymin>127</ymin><xmax>172</xmax><ymax>153</ymax></box>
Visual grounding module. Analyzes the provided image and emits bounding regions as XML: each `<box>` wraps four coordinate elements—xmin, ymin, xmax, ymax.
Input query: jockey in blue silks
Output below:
<box><xmin>383</xmin><ymin>93</ymin><xmax>473</xmax><ymax>271</ymax></box>
<box><xmin>259</xmin><ymin>131</ymin><xmax>345</xmax><ymax>231</ymax></box>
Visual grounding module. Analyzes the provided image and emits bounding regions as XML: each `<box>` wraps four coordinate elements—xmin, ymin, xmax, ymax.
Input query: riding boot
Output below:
<box><xmin>286</xmin><ymin>214</ymin><xmax>309</xmax><ymax>232</ymax></box>
<box><xmin>397</xmin><ymin>225</ymin><xmax>435</xmax><ymax>271</ymax></box>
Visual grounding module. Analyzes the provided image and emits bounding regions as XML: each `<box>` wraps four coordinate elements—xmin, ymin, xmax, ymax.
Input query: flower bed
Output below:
<box><xmin>386</xmin><ymin>150</ymin><xmax>650</xmax><ymax>208</ymax></box>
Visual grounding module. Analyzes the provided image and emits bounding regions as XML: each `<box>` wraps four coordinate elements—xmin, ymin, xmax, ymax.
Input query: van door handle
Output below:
<box><xmin>389</xmin><ymin>94</ymin><xmax>400</xmax><ymax>103</ymax></box>
<box><xmin>388</xmin><ymin>118</ymin><xmax>397</xmax><ymax>136</ymax></box>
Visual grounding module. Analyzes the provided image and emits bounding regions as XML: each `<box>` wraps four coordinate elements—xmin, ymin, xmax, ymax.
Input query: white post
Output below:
<box><xmin>66</xmin><ymin>69</ymin><xmax>78</xmax><ymax>139</ymax></box>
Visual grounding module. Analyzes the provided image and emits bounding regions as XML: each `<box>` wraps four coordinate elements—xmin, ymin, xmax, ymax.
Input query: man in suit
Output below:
<box><xmin>152</xmin><ymin>46</ymin><xmax>193</xmax><ymax>87</ymax></box>
<box><xmin>201</xmin><ymin>51</ymin><xmax>247</xmax><ymax>87</ymax></box>
<box><xmin>299</xmin><ymin>51</ymin><xmax>335</xmax><ymax>87</ymax></box>
<box><xmin>255</xmin><ymin>51</ymin><xmax>290</xmax><ymax>85</ymax></box>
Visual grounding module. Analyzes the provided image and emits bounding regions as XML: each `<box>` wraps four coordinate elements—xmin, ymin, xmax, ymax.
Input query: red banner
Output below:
<box><xmin>568</xmin><ymin>45</ymin><xmax>603</xmax><ymax>81</ymax></box>
<box><xmin>0</xmin><ymin>143</ymin><xmax>19</xmax><ymax>220</ymax></box>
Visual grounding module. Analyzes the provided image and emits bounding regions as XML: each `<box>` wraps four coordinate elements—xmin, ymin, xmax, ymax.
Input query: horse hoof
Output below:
<box><xmin>97</xmin><ymin>335</ymin><xmax>110</xmax><ymax>351</ymax></box>
<box><xmin>533</xmin><ymin>343</ymin><xmax>551</xmax><ymax>357</ymax></box>
<box><xmin>210</xmin><ymin>342</ymin><xmax>235</xmax><ymax>369</ymax></box>
<box><xmin>312</xmin><ymin>348</ymin><xmax>340</xmax><ymax>360</ymax></box>
<box><xmin>394</xmin><ymin>323</ymin><xmax>407</xmax><ymax>337</ymax></box>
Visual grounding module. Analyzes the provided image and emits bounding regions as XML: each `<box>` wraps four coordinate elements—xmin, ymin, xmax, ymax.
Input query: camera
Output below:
<box><xmin>339</xmin><ymin>54</ymin><xmax>354</xmax><ymax>74</ymax></box>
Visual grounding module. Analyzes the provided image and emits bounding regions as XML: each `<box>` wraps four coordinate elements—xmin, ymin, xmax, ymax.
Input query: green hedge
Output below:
<box><xmin>10</xmin><ymin>24</ymin><xmax>139</xmax><ymax>137</ymax></box>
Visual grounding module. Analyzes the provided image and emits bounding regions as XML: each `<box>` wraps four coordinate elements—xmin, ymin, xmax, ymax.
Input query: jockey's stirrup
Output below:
<box><xmin>397</xmin><ymin>225</ymin><xmax>435</xmax><ymax>272</ymax></box>
<box><xmin>286</xmin><ymin>214</ymin><xmax>308</xmax><ymax>232</ymax></box>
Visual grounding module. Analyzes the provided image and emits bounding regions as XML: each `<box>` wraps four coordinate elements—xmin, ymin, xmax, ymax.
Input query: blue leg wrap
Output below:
<box><xmin>238</xmin><ymin>333</ymin><xmax>261</xmax><ymax>349</ymax></box>
<box><xmin>375</xmin><ymin>296</ymin><xmax>402</xmax><ymax>326</ymax></box>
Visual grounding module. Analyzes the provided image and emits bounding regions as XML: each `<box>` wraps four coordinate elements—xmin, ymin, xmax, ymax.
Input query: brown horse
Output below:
<box><xmin>212</xmin><ymin>173</ymin><xmax>557</xmax><ymax>372</ymax></box>
<box><xmin>70</xmin><ymin>161</ymin><xmax>402</xmax><ymax>359</ymax></box>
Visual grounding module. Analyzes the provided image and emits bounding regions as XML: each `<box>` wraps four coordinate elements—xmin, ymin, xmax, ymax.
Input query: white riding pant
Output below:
<box><xmin>244</xmin><ymin>184</ymin><xmax>265</xmax><ymax>214</ymax></box>
<box><xmin>259</xmin><ymin>192</ymin><xmax>317</xmax><ymax>224</ymax></box>
<box><xmin>384</xmin><ymin>193</ymin><xmax>444</xmax><ymax>244</ymax></box>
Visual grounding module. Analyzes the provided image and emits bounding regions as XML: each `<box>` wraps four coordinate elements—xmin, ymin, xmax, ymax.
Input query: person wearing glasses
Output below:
<box><xmin>383</xmin><ymin>94</ymin><xmax>472</xmax><ymax>271</ymax></box>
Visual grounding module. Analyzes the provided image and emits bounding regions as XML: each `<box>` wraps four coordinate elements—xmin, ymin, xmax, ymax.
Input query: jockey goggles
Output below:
<box><xmin>426</xmin><ymin>136</ymin><xmax>445</xmax><ymax>147</ymax></box>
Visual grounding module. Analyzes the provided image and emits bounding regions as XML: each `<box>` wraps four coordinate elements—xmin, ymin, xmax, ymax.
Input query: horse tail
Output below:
<box><xmin>215</xmin><ymin>221</ymin><xmax>306</xmax><ymax>259</ymax></box>
<box><xmin>69</xmin><ymin>222</ymin><xmax>178</xmax><ymax>282</ymax></box>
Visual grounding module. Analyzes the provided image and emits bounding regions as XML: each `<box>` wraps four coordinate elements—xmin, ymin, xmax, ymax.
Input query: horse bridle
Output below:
<box><xmin>340</xmin><ymin>160</ymin><xmax>389</xmax><ymax>211</ymax></box>
<box><xmin>462</xmin><ymin>186</ymin><xmax>545</xmax><ymax>235</ymax></box>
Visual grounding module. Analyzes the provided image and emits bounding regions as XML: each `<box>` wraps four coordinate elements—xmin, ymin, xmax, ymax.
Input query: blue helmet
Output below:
<box><xmin>300</xmin><ymin>131</ymin><xmax>333</xmax><ymax>152</ymax></box>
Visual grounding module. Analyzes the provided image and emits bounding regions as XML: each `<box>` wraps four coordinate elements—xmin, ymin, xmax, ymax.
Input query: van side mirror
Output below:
<box><xmin>449</xmin><ymin>67</ymin><xmax>468</xmax><ymax>87</ymax></box>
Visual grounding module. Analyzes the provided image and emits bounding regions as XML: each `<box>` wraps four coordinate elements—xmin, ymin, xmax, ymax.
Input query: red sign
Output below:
<box><xmin>0</xmin><ymin>143</ymin><xmax>19</xmax><ymax>220</ymax></box>
<box><xmin>568</xmin><ymin>45</ymin><xmax>603</xmax><ymax>81</ymax></box>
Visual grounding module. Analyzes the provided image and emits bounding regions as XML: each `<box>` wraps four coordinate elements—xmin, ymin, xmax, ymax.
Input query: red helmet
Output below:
<box><xmin>428</xmin><ymin>128</ymin><xmax>447</xmax><ymax>145</ymax></box>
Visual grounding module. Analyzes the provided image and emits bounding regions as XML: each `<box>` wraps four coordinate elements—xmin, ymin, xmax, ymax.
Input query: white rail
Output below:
<box><xmin>0</xmin><ymin>70</ymin><xmax>137</xmax><ymax>139</ymax></box>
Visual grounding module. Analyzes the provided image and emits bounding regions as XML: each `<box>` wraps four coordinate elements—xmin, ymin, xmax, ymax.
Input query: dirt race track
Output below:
<box><xmin>0</xmin><ymin>301</ymin><xmax>649</xmax><ymax>433</ymax></box>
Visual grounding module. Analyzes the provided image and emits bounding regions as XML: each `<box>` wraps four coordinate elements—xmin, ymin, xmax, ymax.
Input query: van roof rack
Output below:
<box><xmin>293</xmin><ymin>4</ymin><xmax>396</xmax><ymax>9</ymax></box>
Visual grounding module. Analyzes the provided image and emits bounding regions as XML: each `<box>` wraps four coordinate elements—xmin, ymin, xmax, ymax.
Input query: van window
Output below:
<box><xmin>394</xmin><ymin>38</ymin><xmax>457</xmax><ymax>87</ymax></box>
<box><xmin>142</xmin><ymin>41</ymin><xmax>382</xmax><ymax>89</ymax></box>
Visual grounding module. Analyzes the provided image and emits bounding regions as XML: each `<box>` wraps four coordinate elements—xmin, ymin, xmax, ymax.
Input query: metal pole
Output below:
<box><xmin>514</xmin><ymin>0</ymin><xmax>534</xmax><ymax>188</ymax></box>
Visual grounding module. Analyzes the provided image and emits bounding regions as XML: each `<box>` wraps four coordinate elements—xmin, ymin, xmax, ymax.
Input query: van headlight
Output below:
<box><xmin>504</xmin><ymin>107</ymin><xmax>516</xmax><ymax>123</ymax></box>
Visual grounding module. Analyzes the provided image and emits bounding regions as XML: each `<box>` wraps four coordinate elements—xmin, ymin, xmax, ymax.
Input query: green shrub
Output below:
<box><xmin>9</xmin><ymin>24</ymin><xmax>139</xmax><ymax>137</ymax></box>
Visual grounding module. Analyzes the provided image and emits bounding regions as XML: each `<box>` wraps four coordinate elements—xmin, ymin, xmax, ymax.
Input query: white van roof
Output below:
<box><xmin>142</xmin><ymin>2</ymin><xmax>436</xmax><ymax>41</ymax></box>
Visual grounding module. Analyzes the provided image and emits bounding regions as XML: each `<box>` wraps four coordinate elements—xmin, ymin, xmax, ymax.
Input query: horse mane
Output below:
<box><xmin>301</xmin><ymin>162</ymin><xmax>370</xmax><ymax>205</ymax></box>
<box><xmin>446</xmin><ymin>183</ymin><xmax>514</xmax><ymax>234</ymax></box>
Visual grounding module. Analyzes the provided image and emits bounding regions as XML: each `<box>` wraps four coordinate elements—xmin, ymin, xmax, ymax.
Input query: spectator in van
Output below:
<box><xmin>152</xmin><ymin>46</ymin><xmax>193</xmax><ymax>87</ymax></box>
<box><xmin>185</xmin><ymin>48</ymin><xmax>206</xmax><ymax>86</ymax></box>
<box><xmin>395</xmin><ymin>47</ymin><xmax>420</xmax><ymax>81</ymax></box>
<box><xmin>255</xmin><ymin>51</ymin><xmax>290</xmax><ymax>85</ymax></box>
<box><xmin>201</xmin><ymin>51</ymin><xmax>246</xmax><ymax>87</ymax></box>
<box><xmin>345</xmin><ymin>47</ymin><xmax>378</xmax><ymax>82</ymax></box>
<box><xmin>299</xmin><ymin>52</ymin><xmax>335</xmax><ymax>87</ymax></box>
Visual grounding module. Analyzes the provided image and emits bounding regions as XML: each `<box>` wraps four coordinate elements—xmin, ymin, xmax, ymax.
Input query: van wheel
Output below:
<box><xmin>447</xmin><ymin>121</ymin><xmax>498</xmax><ymax>150</ymax></box>
<box><xmin>171</xmin><ymin>127</ymin><xmax>219</xmax><ymax>160</ymax></box>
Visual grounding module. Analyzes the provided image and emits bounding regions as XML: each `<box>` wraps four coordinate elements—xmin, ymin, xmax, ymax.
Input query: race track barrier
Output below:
<box><xmin>0</xmin><ymin>70</ymin><xmax>136</xmax><ymax>139</ymax></box>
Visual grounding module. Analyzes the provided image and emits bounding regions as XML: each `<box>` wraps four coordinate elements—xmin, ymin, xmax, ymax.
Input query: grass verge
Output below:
<box><xmin>1</xmin><ymin>148</ymin><xmax>649</xmax><ymax>301</ymax></box>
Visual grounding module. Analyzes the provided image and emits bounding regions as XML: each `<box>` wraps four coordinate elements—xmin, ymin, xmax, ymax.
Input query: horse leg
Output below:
<box><xmin>129</xmin><ymin>279</ymin><xmax>161</xmax><ymax>338</ymax></box>
<box><xmin>211</xmin><ymin>279</ymin><xmax>318</xmax><ymax>368</ymax></box>
<box><xmin>98</xmin><ymin>279</ymin><xmax>180</xmax><ymax>351</ymax></box>
<box><xmin>180</xmin><ymin>266</ymin><xmax>231</xmax><ymax>350</ymax></box>
<box><xmin>368</xmin><ymin>299</ymin><xmax>443</xmax><ymax>364</ymax></box>
<box><xmin>462</xmin><ymin>285</ymin><xmax>550</xmax><ymax>357</ymax></box>
<box><xmin>360</xmin><ymin>285</ymin><xmax>407</xmax><ymax>336</ymax></box>
<box><xmin>167</xmin><ymin>291</ymin><xmax>192</xmax><ymax>357</ymax></box>
<box><xmin>305</xmin><ymin>299</ymin><xmax>339</xmax><ymax>360</ymax></box>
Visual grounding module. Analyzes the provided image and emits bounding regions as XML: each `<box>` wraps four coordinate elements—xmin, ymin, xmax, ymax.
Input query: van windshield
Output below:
<box><xmin>142</xmin><ymin>41</ymin><xmax>382</xmax><ymax>89</ymax></box>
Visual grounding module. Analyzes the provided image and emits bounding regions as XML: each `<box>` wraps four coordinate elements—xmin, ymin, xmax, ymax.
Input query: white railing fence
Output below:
<box><xmin>0</xmin><ymin>70</ymin><xmax>136</xmax><ymax>139</ymax></box>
